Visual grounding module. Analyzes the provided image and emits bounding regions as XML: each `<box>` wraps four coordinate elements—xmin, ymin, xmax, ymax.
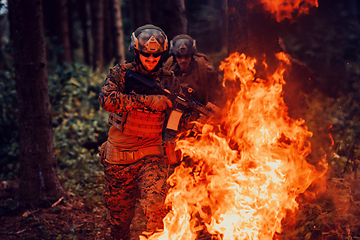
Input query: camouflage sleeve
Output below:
<box><xmin>99</xmin><ymin>64</ymin><xmax>147</xmax><ymax>113</ymax></box>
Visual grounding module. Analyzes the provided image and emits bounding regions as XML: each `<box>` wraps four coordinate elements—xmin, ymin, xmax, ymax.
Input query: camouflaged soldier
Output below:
<box><xmin>99</xmin><ymin>24</ymin><xmax>181</xmax><ymax>240</ymax></box>
<box><xmin>163</xmin><ymin>34</ymin><xmax>223</xmax><ymax>105</ymax></box>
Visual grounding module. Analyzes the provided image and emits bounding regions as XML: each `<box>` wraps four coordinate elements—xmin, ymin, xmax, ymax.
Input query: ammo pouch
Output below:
<box><xmin>101</xmin><ymin>141</ymin><xmax>164</xmax><ymax>165</ymax></box>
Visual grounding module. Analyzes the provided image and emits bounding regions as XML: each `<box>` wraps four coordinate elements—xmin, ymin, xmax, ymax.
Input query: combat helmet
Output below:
<box><xmin>169</xmin><ymin>34</ymin><xmax>197</xmax><ymax>57</ymax></box>
<box><xmin>129</xmin><ymin>24</ymin><xmax>168</xmax><ymax>54</ymax></box>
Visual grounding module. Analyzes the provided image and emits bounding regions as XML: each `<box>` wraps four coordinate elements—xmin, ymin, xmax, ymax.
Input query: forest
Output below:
<box><xmin>1</xmin><ymin>0</ymin><xmax>360</xmax><ymax>239</ymax></box>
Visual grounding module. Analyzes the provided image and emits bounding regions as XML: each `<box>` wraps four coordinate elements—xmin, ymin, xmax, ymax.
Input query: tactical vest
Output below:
<box><xmin>164</xmin><ymin>54</ymin><xmax>209</xmax><ymax>103</ymax></box>
<box><xmin>108</xmin><ymin>63</ymin><xmax>172</xmax><ymax>138</ymax></box>
<box><xmin>109</xmin><ymin>110</ymin><xmax>166</xmax><ymax>138</ymax></box>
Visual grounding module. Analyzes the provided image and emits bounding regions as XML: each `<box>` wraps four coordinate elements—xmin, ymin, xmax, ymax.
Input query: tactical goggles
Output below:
<box><xmin>139</xmin><ymin>52</ymin><xmax>162</xmax><ymax>58</ymax></box>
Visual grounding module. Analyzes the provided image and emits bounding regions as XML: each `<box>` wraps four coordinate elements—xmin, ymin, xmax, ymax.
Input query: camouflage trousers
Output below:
<box><xmin>101</xmin><ymin>150</ymin><xmax>169</xmax><ymax>240</ymax></box>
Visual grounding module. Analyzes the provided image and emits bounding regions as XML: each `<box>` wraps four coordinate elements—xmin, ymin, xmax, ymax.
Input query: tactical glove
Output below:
<box><xmin>143</xmin><ymin>95</ymin><xmax>173</xmax><ymax>111</ymax></box>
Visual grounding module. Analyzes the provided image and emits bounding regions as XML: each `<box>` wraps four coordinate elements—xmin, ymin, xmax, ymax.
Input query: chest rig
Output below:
<box><xmin>108</xmin><ymin>63</ymin><xmax>171</xmax><ymax>138</ymax></box>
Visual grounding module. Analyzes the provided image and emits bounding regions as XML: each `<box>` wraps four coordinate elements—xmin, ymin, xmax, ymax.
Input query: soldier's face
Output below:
<box><xmin>175</xmin><ymin>55</ymin><xmax>192</xmax><ymax>72</ymax></box>
<box><xmin>139</xmin><ymin>52</ymin><xmax>161</xmax><ymax>71</ymax></box>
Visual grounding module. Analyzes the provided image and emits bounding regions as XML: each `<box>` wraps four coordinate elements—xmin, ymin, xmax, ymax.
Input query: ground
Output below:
<box><xmin>0</xmin><ymin>196</ymin><xmax>147</xmax><ymax>240</ymax></box>
<box><xmin>3</xmin><ymin>175</ymin><xmax>360</xmax><ymax>239</ymax></box>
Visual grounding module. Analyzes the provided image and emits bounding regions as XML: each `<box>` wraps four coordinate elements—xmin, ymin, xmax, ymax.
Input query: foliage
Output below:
<box><xmin>276</xmin><ymin>2</ymin><xmax>360</xmax><ymax>239</ymax></box>
<box><xmin>49</xmin><ymin>62</ymin><xmax>109</xmax><ymax>207</ymax></box>
<box><xmin>277</xmin><ymin>175</ymin><xmax>360</xmax><ymax>239</ymax></box>
<box><xmin>0</xmin><ymin>44</ymin><xmax>18</xmax><ymax>181</ymax></box>
<box><xmin>282</xmin><ymin>1</ymin><xmax>360</xmax><ymax>178</ymax></box>
<box><xmin>0</xmin><ymin>47</ymin><xmax>109</xmax><ymax>207</ymax></box>
<box><xmin>186</xmin><ymin>0</ymin><xmax>225</xmax><ymax>54</ymax></box>
<box><xmin>296</xmin><ymin>85</ymin><xmax>360</xmax><ymax>238</ymax></box>
<box><xmin>1</xmin><ymin>0</ymin><xmax>360</xmax><ymax>239</ymax></box>
<box><xmin>281</xmin><ymin>1</ymin><xmax>360</xmax><ymax>98</ymax></box>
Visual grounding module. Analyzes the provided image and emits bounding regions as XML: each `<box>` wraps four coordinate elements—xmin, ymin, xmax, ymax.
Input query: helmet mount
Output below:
<box><xmin>129</xmin><ymin>24</ymin><xmax>168</xmax><ymax>72</ymax></box>
<box><xmin>129</xmin><ymin>24</ymin><xmax>168</xmax><ymax>54</ymax></box>
<box><xmin>144</xmin><ymin>36</ymin><xmax>161</xmax><ymax>52</ymax></box>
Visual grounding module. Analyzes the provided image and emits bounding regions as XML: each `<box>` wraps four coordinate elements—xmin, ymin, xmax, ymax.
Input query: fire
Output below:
<box><xmin>142</xmin><ymin>52</ymin><xmax>327</xmax><ymax>240</ymax></box>
<box><xmin>259</xmin><ymin>0</ymin><xmax>318</xmax><ymax>22</ymax></box>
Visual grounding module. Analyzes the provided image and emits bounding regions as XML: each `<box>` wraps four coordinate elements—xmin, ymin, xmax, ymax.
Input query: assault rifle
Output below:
<box><xmin>125</xmin><ymin>69</ymin><xmax>220</xmax><ymax>131</ymax></box>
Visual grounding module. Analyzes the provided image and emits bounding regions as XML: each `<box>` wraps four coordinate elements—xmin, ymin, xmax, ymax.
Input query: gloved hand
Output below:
<box><xmin>143</xmin><ymin>95</ymin><xmax>173</xmax><ymax>111</ymax></box>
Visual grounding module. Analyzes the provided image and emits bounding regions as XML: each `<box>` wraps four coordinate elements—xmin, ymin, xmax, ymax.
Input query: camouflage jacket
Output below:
<box><xmin>99</xmin><ymin>62</ymin><xmax>181</xmax><ymax>149</ymax></box>
<box><xmin>99</xmin><ymin>62</ymin><xmax>180</xmax><ymax>113</ymax></box>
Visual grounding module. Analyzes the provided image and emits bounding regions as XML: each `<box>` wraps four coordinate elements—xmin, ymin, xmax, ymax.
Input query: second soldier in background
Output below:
<box><xmin>164</xmin><ymin>34</ymin><xmax>223</xmax><ymax>106</ymax></box>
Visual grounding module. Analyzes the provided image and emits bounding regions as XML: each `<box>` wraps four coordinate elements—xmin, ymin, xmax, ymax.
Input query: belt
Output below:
<box><xmin>104</xmin><ymin>142</ymin><xmax>164</xmax><ymax>164</ymax></box>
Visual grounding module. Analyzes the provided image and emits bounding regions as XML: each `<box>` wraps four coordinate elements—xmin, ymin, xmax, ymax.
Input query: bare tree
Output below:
<box><xmin>142</xmin><ymin>0</ymin><xmax>151</xmax><ymax>23</ymax></box>
<box><xmin>58</xmin><ymin>0</ymin><xmax>72</xmax><ymax>62</ymax></box>
<box><xmin>127</xmin><ymin>0</ymin><xmax>187</xmax><ymax>53</ymax></box>
<box><xmin>151</xmin><ymin>0</ymin><xmax>187</xmax><ymax>40</ymax></box>
<box><xmin>104</xmin><ymin>0</ymin><xmax>114</xmax><ymax>66</ymax></box>
<box><xmin>111</xmin><ymin>0</ymin><xmax>125</xmax><ymax>64</ymax></box>
<box><xmin>8</xmin><ymin>0</ymin><xmax>67</xmax><ymax>208</ymax></box>
<box><xmin>66</xmin><ymin>0</ymin><xmax>75</xmax><ymax>62</ymax></box>
<box><xmin>91</xmin><ymin>0</ymin><xmax>104</xmax><ymax>72</ymax></box>
<box><xmin>227</xmin><ymin>0</ymin><xmax>280</xmax><ymax>71</ymax></box>
<box><xmin>221</xmin><ymin>0</ymin><xmax>228</xmax><ymax>51</ymax></box>
<box><xmin>129</xmin><ymin>0</ymin><xmax>152</xmax><ymax>29</ymax></box>
<box><xmin>78</xmin><ymin>0</ymin><xmax>91</xmax><ymax>65</ymax></box>
<box><xmin>0</xmin><ymin>14</ymin><xmax>4</xmax><ymax>69</ymax></box>
<box><xmin>129</xmin><ymin>0</ymin><xmax>139</xmax><ymax>29</ymax></box>
<box><xmin>42</xmin><ymin>0</ymin><xmax>72</xmax><ymax>63</ymax></box>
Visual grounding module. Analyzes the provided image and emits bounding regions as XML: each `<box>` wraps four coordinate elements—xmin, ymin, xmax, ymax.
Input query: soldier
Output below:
<box><xmin>99</xmin><ymin>24</ymin><xmax>181</xmax><ymax>240</ymax></box>
<box><xmin>163</xmin><ymin>34</ymin><xmax>223</xmax><ymax>106</ymax></box>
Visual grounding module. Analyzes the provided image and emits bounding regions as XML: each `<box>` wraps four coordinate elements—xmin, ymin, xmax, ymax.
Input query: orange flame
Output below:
<box><xmin>143</xmin><ymin>52</ymin><xmax>327</xmax><ymax>240</ymax></box>
<box><xmin>328</xmin><ymin>125</ymin><xmax>334</xmax><ymax>146</ymax></box>
<box><xmin>259</xmin><ymin>0</ymin><xmax>318</xmax><ymax>22</ymax></box>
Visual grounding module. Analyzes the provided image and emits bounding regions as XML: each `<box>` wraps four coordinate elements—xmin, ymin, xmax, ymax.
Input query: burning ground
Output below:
<box><xmin>141</xmin><ymin>52</ymin><xmax>327</xmax><ymax>240</ymax></box>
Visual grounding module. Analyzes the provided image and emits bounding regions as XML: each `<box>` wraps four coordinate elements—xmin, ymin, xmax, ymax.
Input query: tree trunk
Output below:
<box><xmin>78</xmin><ymin>0</ymin><xmax>91</xmax><ymax>65</ymax></box>
<box><xmin>142</xmin><ymin>0</ymin><xmax>151</xmax><ymax>23</ymax></box>
<box><xmin>91</xmin><ymin>0</ymin><xmax>104</xmax><ymax>72</ymax></box>
<box><xmin>228</xmin><ymin>0</ymin><xmax>280</xmax><ymax>64</ymax></box>
<box><xmin>150</xmin><ymin>0</ymin><xmax>187</xmax><ymax>40</ymax></box>
<box><xmin>103</xmin><ymin>0</ymin><xmax>113</xmax><ymax>67</ymax></box>
<box><xmin>42</xmin><ymin>0</ymin><xmax>58</xmax><ymax>40</ymax></box>
<box><xmin>129</xmin><ymin>0</ymin><xmax>151</xmax><ymax>28</ymax></box>
<box><xmin>67</xmin><ymin>0</ymin><xmax>75</xmax><ymax>62</ymax></box>
<box><xmin>0</xmin><ymin>15</ymin><xmax>3</xmax><ymax>69</ymax></box>
<box><xmin>58</xmin><ymin>0</ymin><xmax>72</xmax><ymax>62</ymax></box>
<box><xmin>178</xmin><ymin>0</ymin><xmax>187</xmax><ymax>34</ymax></box>
<box><xmin>129</xmin><ymin>0</ymin><xmax>139</xmax><ymax>29</ymax></box>
<box><xmin>111</xmin><ymin>0</ymin><xmax>125</xmax><ymax>64</ymax></box>
<box><xmin>42</xmin><ymin>0</ymin><xmax>60</xmax><ymax>64</ymax></box>
<box><xmin>42</xmin><ymin>0</ymin><xmax>72</xmax><ymax>63</ymax></box>
<box><xmin>9</xmin><ymin>0</ymin><xmax>67</xmax><ymax>208</ymax></box>
<box><xmin>221</xmin><ymin>0</ymin><xmax>228</xmax><ymax>51</ymax></box>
